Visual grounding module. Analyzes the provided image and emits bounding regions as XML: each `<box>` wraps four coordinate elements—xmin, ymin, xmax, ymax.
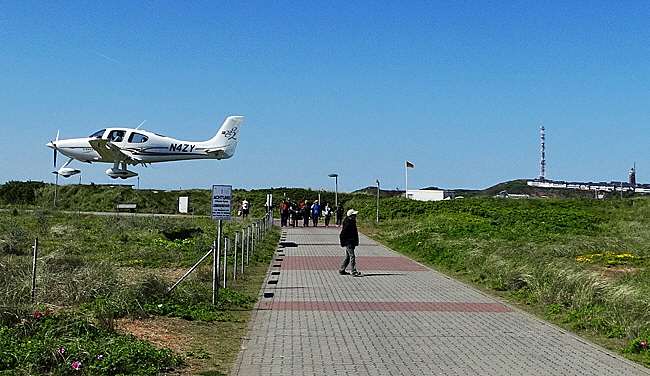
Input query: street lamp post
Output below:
<box><xmin>328</xmin><ymin>174</ymin><xmax>338</xmax><ymax>207</ymax></box>
<box><xmin>376</xmin><ymin>179</ymin><xmax>380</xmax><ymax>223</ymax></box>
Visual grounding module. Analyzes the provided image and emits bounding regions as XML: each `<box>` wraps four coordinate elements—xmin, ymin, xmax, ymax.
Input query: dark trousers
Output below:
<box><xmin>339</xmin><ymin>245</ymin><xmax>357</xmax><ymax>273</ymax></box>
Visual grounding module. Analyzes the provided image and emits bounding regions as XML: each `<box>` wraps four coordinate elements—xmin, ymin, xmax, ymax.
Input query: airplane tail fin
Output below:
<box><xmin>205</xmin><ymin>116</ymin><xmax>244</xmax><ymax>159</ymax></box>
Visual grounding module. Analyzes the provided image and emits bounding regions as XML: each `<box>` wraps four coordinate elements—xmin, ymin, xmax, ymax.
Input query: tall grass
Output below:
<box><xmin>0</xmin><ymin>207</ymin><xmax>278</xmax><ymax>375</ymax></box>
<box><xmin>358</xmin><ymin>195</ymin><xmax>650</xmax><ymax>364</ymax></box>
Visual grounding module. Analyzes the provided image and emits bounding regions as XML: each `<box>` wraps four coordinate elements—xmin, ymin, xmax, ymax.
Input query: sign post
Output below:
<box><xmin>211</xmin><ymin>185</ymin><xmax>232</xmax><ymax>221</ymax></box>
<box><xmin>211</xmin><ymin>185</ymin><xmax>232</xmax><ymax>304</ymax></box>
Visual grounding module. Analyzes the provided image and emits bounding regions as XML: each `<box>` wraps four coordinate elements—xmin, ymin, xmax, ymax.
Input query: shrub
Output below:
<box><xmin>0</xmin><ymin>311</ymin><xmax>184</xmax><ymax>375</ymax></box>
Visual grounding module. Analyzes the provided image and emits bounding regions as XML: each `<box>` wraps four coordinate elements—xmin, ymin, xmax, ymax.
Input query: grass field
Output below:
<box><xmin>5</xmin><ymin>181</ymin><xmax>650</xmax><ymax>371</ymax></box>
<box><xmin>351</xmin><ymin>195</ymin><xmax>650</xmax><ymax>366</ymax></box>
<box><xmin>0</xmin><ymin>207</ymin><xmax>279</xmax><ymax>376</ymax></box>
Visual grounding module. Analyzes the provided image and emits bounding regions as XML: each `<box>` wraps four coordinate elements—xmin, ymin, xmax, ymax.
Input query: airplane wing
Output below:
<box><xmin>88</xmin><ymin>139</ymin><xmax>141</xmax><ymax>165</ymax></box>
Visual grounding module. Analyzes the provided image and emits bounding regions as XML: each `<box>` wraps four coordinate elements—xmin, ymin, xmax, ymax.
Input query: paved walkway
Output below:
<box><xmin>231</xmin><ymin>225</ymin><xmax>650</xmax><ymax>375</ymax></box>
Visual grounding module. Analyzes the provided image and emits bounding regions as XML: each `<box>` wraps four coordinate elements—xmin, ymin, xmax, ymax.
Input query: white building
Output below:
<box><xmin>405</xmin><ymin>189</ymin><xmax>455</xmax><ymax>202</ymax></box>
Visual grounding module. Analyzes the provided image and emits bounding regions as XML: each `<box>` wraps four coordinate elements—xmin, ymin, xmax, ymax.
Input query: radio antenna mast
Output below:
<box><xmin>539</xmin><ymin>125</ymin><xmax>546</xmax><ymax>180</ymax></box>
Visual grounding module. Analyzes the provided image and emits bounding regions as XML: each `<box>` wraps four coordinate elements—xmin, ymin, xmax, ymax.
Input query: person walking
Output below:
<box><xmin>322</xmin><ymin>203</ymin><xmax>332</xmax><ymax>227</ymax></box>
<box><xmin>339</xmin><ymin>209</ymin><xmax>360</xmax><ymax>276</ymax></box>
<box><xmin>301</xmin><ymin>200</ymin><xmax>310</xmax><ymax>227</ymax></box>
<box><xmin>311</xmin><ymin>200</ymin><xmax>320</xmax><ymax>226</ymax></box>
<box><xmin>280</xmin><ymin>200</ymin><xmax>289</xmax><ymax>227</ymax></box>
<box><xmin>241</xmin><ymin>198</ymin><xmax>250</xmax><ymax>218</ymax></box>
<box><xmin>335</xmin><ymin>202</ymin><xmax>344</xmax><ymax>227</ymax></box>
<box><xmin>290</xmin><ymin>201</ymin><xmax>299</xmax><ymax>227</ymax></box>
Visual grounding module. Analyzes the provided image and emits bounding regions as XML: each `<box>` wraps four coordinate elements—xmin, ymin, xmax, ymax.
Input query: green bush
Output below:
<box><xmin>0</xmin><ymin>311</ymin><xmax>184</xmax><ymax>375</ymax></box>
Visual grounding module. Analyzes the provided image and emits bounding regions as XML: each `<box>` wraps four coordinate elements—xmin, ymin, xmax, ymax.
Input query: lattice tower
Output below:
<box><xmin>539</xmin><ymin>125</ymin><xmax>546</xmax><ymax>180</ymax></box>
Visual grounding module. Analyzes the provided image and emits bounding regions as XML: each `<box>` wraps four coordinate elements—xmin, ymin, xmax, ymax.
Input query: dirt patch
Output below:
<box><xmin>600</xmin><ymin>265</ymin><xmax>641</xmax><ymax>280</ymax></box>
<box><xmin>117</xmin><ymin>316</ymin><xmax>219</xmax><ymax>375</ymax></box>
<box><xmin>118</xmin><ymin>317</ymin><xmax>188</xmax><ymax>354</ymax></box>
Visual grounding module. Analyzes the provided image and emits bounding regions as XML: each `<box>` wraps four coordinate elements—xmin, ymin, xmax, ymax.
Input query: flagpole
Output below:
<box><xmin>405</xmin><ymin>161</ymin><xmax>408</xmax><ymax>196</ymax></box>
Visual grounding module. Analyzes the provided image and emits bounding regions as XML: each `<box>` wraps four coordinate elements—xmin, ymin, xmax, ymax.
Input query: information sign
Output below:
<box><xmin>178</xmin><ymin>196</ymin><xmax>189</xmax><ymax>213</ymax></box>
<box><xmin>211</xmin><ymin>185</ymin><xmax>232</xmax><ymax>220</ymax></box>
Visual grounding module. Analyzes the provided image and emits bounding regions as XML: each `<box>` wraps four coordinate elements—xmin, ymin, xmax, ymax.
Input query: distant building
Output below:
<box><xmin>527</xmin><ymin>179</ymin><xmax>650</xmax><ymax>194</ymax></box>
<box><xmin>497</xmin><ymin>191</ymin><xmax>530</xmax><ymax>198</ymax></box>
<box><xmin>405</xmin><ymin>189</ymin><xmax>455</xmax><ymax>202</ymax></box>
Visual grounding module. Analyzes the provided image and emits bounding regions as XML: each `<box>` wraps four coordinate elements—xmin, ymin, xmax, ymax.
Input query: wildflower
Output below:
<box><xmin>642</xmin><ymin>341</ymin><xmax>647</xmax><ymax>346</ymax></box>
<box><xmin>71</xmin><ymin>361</ymin><xmax>82</xmax><ymax>370</ymax></box>
<box><xmin>33</xmin><ymin>311</ymin><xmax>41</xmax><ymax>318</ymax></box>
<box><xmin>96</xmin><ymin>354</ymin><xmax>104</xmax><ymax>360</ymax></box>
<box><xmin>157</xmin><ymin>304</ymin><xmax>163</xmax><ymax>308</ymax></box>
<box><xmin>57</xmin><ymin>347</ymin><xmax>65</xmax><ymax>354</ymax></box>
<box><xmin>21</xmin><ymin>318</ymin><xmax>28</xmax><ymax>323</ymax></box>
<box><xmin>44</xmin><ymin>309</ymin><xmax>53</xmax><ymax>315</ymax></box>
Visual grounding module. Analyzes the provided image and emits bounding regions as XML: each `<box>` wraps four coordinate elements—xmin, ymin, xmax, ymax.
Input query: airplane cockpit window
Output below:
<box><xmin>128</xmin><ymin>133</ymin><xmax>149</xmax><ymax>143</ymax></box>
<box><xmin>89</xmin><ymin>129</ymin><xmax>106</xmax><ymax>138</ymax></box>
<box><xmin>108</xmin><ymin>130</ymin><xmax>126</xmax><ymax>142</ymax></box>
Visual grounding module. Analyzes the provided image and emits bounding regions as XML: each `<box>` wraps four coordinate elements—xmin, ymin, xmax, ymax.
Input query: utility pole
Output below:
<box><xmin>376</xmin><ymin>179</ymin><xmax>380</xmax><ymax>223</ymax></box>
<box><xmin>328</xmin><ymin>174</ymin><xmax>339</xmax><ymax>207</ymax></box>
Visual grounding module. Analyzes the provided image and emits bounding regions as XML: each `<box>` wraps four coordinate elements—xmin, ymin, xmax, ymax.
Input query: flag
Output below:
<box><xmin>406</xmin><ymin>161</ymin><xmax>414</xmax><ymax>168</ymax></box>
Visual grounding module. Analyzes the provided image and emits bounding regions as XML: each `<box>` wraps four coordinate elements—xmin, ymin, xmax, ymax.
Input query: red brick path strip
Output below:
<box><xmin>281</xmin><ymin>256</ymin><xmax>429</xmax><ymax>271</ymax></box>
<box><xmin>258</xmin><ymin>301</ymin><xmax>514</xmax><ymax>312</ymax></box>
<box><xmin>283</xmin><ymin>243</ymin><xmax>379</xmax><ymax>246</ymax></box>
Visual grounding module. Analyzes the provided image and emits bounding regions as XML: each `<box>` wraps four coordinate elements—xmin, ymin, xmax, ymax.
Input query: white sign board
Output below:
<box><xmin>178</xmin><ymin>196</ymin><xmax>189</xmax><ymax>213</ymax></box>
<box><xmin>211</xmin><ymin>185</ymin><xmax>232</xmax><ymax>220</ymax></box>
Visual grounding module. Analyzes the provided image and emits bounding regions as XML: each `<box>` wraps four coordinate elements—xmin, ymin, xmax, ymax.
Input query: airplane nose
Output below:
<box><xmin>46</xmin><ymin>141</ymin><xmax>54</xmax><ymax>149</ymax></box>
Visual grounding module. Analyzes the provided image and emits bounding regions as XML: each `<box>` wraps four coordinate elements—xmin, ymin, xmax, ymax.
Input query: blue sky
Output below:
<box><xmin>2</xmin><ymin>1</ymin><xmax>650</xmax><ymax>192</ymax></box>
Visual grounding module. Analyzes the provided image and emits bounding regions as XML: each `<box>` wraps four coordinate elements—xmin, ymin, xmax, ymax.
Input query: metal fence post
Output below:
<box><xmin>31</xmin><ymin>238</ymin><xmax>38</xmax><ymax>302</ymax></box>
<box><xmin>234</xmin><ymin>232</ymin><xmax>238</xmax><ymax>280</ymax></box>
<box><xmin>212</xmin><ymin>239</ymin><xmax>218</xmax><ymax>304</ymax></box>
<box><xmin>223</xmin><ymin>237</ymin><xmax>229</xmax><ymax>288</ymax></box>
<box><xmin>246</xmin><ymin>226</ymin><xmax>251</xmax><ymax>264</ymax></box>
<box><xmin>241</xmin><ymin>229</ymin><xmax>245</xmax><ymax>271</ymax></box>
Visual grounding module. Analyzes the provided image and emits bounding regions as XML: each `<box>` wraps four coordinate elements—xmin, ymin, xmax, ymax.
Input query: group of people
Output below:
<box><xmin>245</xmin><ymin>197</ymin><xmax>361</xmax><ymax>277</ymax></box>
<box><xmin>278</xmin><ymin>199</ymin><xmax>361</xmax><ymax>276</ymax></box>
<box><xmin>278</xmin><ymin>200</ymin><xmax>345</xmax><ymax>228</ymax></box>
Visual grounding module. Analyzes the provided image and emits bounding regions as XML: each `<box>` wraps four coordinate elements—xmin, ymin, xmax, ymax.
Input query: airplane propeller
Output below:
<box><xmin>52</xmin><ymin>130</ymin><xmax>60</xmax><ymax>168</ymax></box>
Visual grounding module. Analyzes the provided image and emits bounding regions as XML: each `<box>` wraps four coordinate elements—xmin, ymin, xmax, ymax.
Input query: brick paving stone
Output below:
<box><xmin>232</xmin><ymin>225</ymin><xmax>650</xmax><ymax>376</ymax></box>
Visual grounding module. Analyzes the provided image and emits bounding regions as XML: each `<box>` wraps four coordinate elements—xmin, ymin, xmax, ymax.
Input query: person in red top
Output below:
<box><xmin>280</xmin><ymin>200</ymin><xmax>289</xmax><ymax>227</ymax></box>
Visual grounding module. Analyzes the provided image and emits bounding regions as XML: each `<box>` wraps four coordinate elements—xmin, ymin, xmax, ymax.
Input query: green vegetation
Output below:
<box><xmin>0</xmin><ymin>311</ymin><xmax>183</xmax><ymax>375</ymax></box>
<box><xmin>7</xmin><ymin>180</ymin><xmax>650</xmax><ymax>368</ymax></box>
<box><xmin>0</xmin><ymin>181</ymin><xmax>353</xmax><ymax>218</ymax></box>
<box><xmin>349</xmin><ymin>194</ymin><xmax>650</xmax><ymax>365</ymax></box>
<box><xmin>0</xmin><ymin>186</ymin><xmax>279</xmax><ymax>375</ymax></box>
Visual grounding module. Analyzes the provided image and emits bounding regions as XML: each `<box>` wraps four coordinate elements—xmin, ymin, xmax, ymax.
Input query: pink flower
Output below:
<box><xmin>44</xmin><ymin>309</ymin><xmax>53</xmax><ymax>315</ymax></box>
<box><xmin>71</xmin><ymin>361</ymin><xmax>82</xmax><ymax>371</ymax></box>
<box><xmin>96</xmin><ymin>354</ymin><xmax>104</xmax><ymax>360</ymax></box>
<box><xmin>641</xmin><ymin>341</ymin><xmax>647</xmax><ymax>346</ymax></box>
<box><xmin>33</xmin><ymin>311</ymin><xmax>41</xmax><ymax>318</ymax></box>
<box><xmin>57</xmin><ymin>347</ymin><xmax>65</xmax><ymax>355</ymax></box>
<box><xmin>21</xmin><ymin>318</ymin><xmax>28</xmax><ymax>323</ymax></box>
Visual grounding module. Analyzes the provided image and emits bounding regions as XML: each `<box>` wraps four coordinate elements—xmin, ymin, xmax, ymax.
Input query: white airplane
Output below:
<box><xmin>46</xmin><ymin>115</ymin><xmax>243</xmax><ymax>179</ymax></box>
